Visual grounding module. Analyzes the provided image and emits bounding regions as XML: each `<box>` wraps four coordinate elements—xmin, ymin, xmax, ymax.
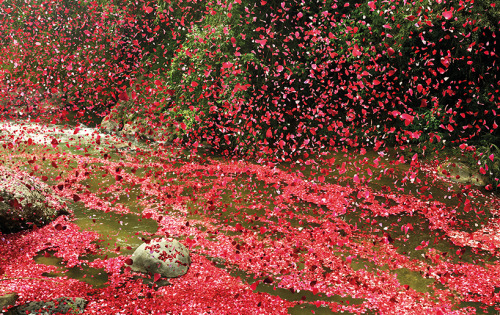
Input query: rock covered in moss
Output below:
<box><xmin>9</xmin><ymin>297</ymin><xmax>87</xmax><ymax>314</ymax></box>
<box><xmin>0</xmin><ymin>292</ymin><xmax>18</xmax><ymax>311</ymax></box>
<box><xmin>99</xmin><ymin>114</ymin><xmax>122</xmax><ymax>134</ymax></box>
<box><xmin>437</xmin><ymin>161</ymin><xmax>487</xmax><ymax>186</ymax></box>
<box><xmin>0</xmin><ymin>166</ymin><xmax>68</xmax><ymax>233</ymax></box>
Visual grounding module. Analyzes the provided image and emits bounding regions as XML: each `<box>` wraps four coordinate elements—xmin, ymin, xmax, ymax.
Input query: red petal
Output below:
<box><xmin>442</xmin><ymin>10</ymin><xmax>453</xmax><ymax>19</ymax></box>
<box><xmin>154</xmin><ymin>273</ymin><xmax>161</xmax><ymax>282</ymax></box>
<box><xmin>266</xmin><ymin>128</ymin><xmax>272</xmax><ymax>138</ymax></box>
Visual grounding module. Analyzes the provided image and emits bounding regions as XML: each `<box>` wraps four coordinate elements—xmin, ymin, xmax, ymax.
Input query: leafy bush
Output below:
<box><xmin>161</xmin><ymin>9</ymin><xmax>257</xmax><ymax>152</ymax></box>
<box><xmin>0</xmin><ymin>0</ymin><xmax>498</xmax><ymax>167</ymax></box>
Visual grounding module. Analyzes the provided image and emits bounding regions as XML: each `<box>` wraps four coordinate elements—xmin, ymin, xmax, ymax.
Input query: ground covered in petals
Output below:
<box><xmin>0</xmin><ymin>0</ymin><xmax>499</xmax><ymax>313</ymax></box>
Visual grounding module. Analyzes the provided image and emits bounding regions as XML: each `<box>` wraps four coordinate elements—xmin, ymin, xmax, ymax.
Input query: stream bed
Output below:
<box><xmin>2</xmin><ymin>120</ymin><xmax>500</xmax><ymax>314</ymax></box>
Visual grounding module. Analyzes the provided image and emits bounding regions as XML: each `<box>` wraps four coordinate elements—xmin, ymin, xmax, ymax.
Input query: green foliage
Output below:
<box><xmin>340</xmin><ymin>0</ymin><xmax>499</xmax><ymax>147</ymax></box>
<box><xmin>477</xmin><ymin>143</ymin><xmax>500</xmax><ymax>190</ymax></box>
<box><xmin>1</xmin><ymin>0</ymin><xmax>498</xmax><ymax>174</ymax></box>
<box><xmin>162</xmin><ymin>12</ymin><xmax>256</xmax><ymax>148</ymax></box>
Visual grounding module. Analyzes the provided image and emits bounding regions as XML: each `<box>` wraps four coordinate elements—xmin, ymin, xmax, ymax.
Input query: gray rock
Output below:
<box><xmin>120</xmin><ymin>122</ymin><xmax>137</xmax><ymax>135</ymax></box>
<box><xmin>99</xmin><ymin>114</ymin><xmax>122</xmax><ymax>134</ymax></box>
<box><xmin>9</xmin><ymin>297</ymin><xmax>86</xmax><ymax>315</ymax></box>
<box><xmin>120</xmin><ymin>122</ymin><xmax>140</xmax><ymax>141</ymax></box>
<box><xmin>0</xmin><ymin>166</ymin><xmax>68</xmax><ymax>233</ymax></box>
<box><xmin>120</xmin><ymin>121</ymin><xmax>155</xmax><ymax>142</ymax></box>
<box><xmin>0</xmin><ymin>292</ymin><xmax>18</xmax><ymax>311</ymax></box>
<box><xmin>437</xmin><ymin>161</ymin><xmax>487</xmax><ymax>186</ymax></box>
<box><xmin>99</xmin><ymin>99</ymin><xmax>138</xmax><ymax>135</ymax></box>
<box><xmin>130</xmin><ymin>239</ymin><xmax>191</xmax><ymax>278</ymax></box>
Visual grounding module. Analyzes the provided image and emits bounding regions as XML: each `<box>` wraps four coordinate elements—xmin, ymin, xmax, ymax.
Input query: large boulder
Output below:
<box><xmin>130</xmin><ymin>239</ymin><xmax>191</xmax><ymax>278</ymax></box>
<box><xmin>8</xmin><ymin>297</ymin><xmax>87</xmax><ymax>314</ymax></box>
<box><xmin>0</xmin><ymin>292</ymin><xmax>18</xmax><ymax>311</ymax></box>
<box><xmin>120</xmin><ymin>121</ymin><xmax>141</xmax><ymax>140</ymax></box>
<box><xmin>99</xmin><ymin>99</ymin><xmax>135</xmax><ymax>135</ymax></box>
<box><xmin>437</xmin><ymin>161</ymin><xmax>487</xmax><ymax>186</ymax></box>
<box><xmin>99</xmin><ymin>114</ymin><xmax>122</xmax><ymax>134</ymax></box>
<box><xmin>0</xmin><ymin>166</ymin><xmax>68</xmax><ymax>233</ymax></box>
<box><xmin>120</xmin><ymin>120</ymin><xmax>157</xmax><ymax>142</ymax></box>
